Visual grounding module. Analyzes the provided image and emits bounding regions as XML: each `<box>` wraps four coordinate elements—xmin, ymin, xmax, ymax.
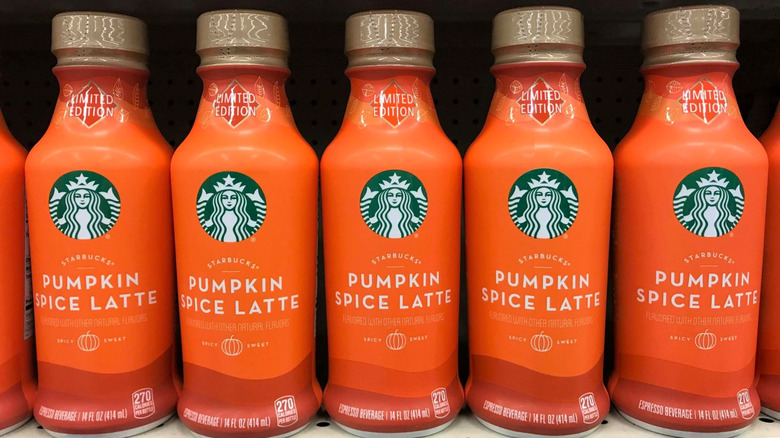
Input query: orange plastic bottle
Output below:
<box><xmin>609</xmin><ymin>6</ymin><xmax>767</xmax><ymax>436</ymax></box>
<box><xmin>171</xmin><ymin>10</ymin><xmax>321</xmax><ymax>437</ymax></box>
<box><xmin>465</xmin><ymin>7</ymin><xmax>612</xmax><ymax>437</ymax></box>
<box><xmin>0</xmin><ymin>93</ymin><xmax>35</xmax><ymax>434</ymax></box>
<box><xmin>321</xmin><ymin>10</ymin><xmax>463</xmax><ymax>437</ymax></box>
<box><xmin>25</xmin><ymin>12</ymin><xmax>177</xmax><ymax>436</ymax></box>
<box><xmin>758</xmin><ymin>102</ymin><xmax>780</xmax><ymax>419</ymax></box>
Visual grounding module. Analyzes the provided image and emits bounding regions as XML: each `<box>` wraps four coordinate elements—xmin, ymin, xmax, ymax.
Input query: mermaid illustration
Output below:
<box><xmin>50</xmin><ymin>173</ymin><xmax>119</xmax><ymax>240</ymax></box>
<box><xmin>509</xmin><ymin>170</ymin><xmax>578</xmax><ymax>239</ymax></box>
<box><xmin>361</xmin><ymin>172</ymin><xmax>428</xmax><ymax>239</ymax></box>
<box><xmin>197</xmin><ymin>173</ymin><xmax>266</xmax><ymax>242</ymax></box>
<box><xmin>682</xmin><ymin>185</ymin><xmax>737</xmax><ymax>237</ymax></box>
<box><xmin>675</xmin><ymin>169</ymin><xmax>743</xmax><ymax>238</ymax></box>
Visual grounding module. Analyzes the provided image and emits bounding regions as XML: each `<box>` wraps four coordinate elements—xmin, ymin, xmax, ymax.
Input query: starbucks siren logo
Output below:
<box><xmin>674</xmin><ymin>167</ymin><xmax>744</xmax><ymax>237</ymax></box>
<box><xmin>361</xmin><ymin>170</ymin><xmax>427</xmax><ymax>238</ymax></box>
<box><xmin>49</xmin><ymin>171</ymin><xmax>120</xmax><ymax>240</ymax></box>
<box><xmin>509</xmin><ymin>168</ymin><xmax>578</xmax><ymax>239</ymax></box>
<box><xmin>197</xmin><ymin>172</ymin><xmax>266</xmax><ymax>242</ymax></box>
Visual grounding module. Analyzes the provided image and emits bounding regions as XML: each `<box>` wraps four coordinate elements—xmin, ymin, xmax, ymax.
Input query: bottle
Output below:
<box><xmin>0</xmin><ymin>86</ymin><xmax>35</xmax><ymax>434</ymax></box>
<box><xmin>171</xmin><ymin>10</ymin><xmax>321</xmax><ymax>437</ymax></box>
<box><xmin>609</xmin><ymin>6</ymin><xmax>766</xmax><ymax>436</ymax></box>
<box><xmin>758</xmin><ymin>102</ymin><xmax>780</xmax><ymax>419</ymax></box>
<box><xmin>465</xmin><ymin>7</ymin><xmax>612</xmax><ymax>437</ymax></box>
<box><xmin>26</xmin><ymin>12</ymin><xmax>177</xmax><ymax>436</ymax></box>
<box><xmin>321</xmin><ymin>10</ymin><xmax>463</xmax><ymax>437</ymax></box>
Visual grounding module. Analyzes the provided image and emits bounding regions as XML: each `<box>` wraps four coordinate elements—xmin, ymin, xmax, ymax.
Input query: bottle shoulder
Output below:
<box><xmin>616</xmin><ymin>117</ymin><xmax>766</xmax><ymax>161</ymax></box>
<box><xmin>27</xmin><ymin>125</ymin><xmax>172</xmax><ymax>170</ymax></box>
<box><xmin>465</xmin><ymin>122</ymin><xmax>612</xmax><ymax>168</ymax></box>
<box><xmin>321</xmin><ymin>125</ymin><xmax>461</xmax><ymax>168</ymax></box>
<box><xmin>172</xmin><ymin>126</ymin><xmax>318</xmax><ymax>171</ymax></box>
<box><xmin>0</xmin><ymin>133</ymin><xmax>27</xmax><ymax>171</ymax></box>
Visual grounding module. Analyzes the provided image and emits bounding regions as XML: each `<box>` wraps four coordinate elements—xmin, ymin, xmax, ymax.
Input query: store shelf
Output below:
<box><xmin>7</xmin><ymin>409</ymin><xmax>780</xmax><ymax>438</ymax></box>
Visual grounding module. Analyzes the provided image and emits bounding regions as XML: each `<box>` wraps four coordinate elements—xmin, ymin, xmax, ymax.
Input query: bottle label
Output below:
<box><xmin>56</xmin><ymin>75</ymin><xmax>154</xmax><ymax>129</ymax></box>
<box><xmin>613</xmin><ymin>72</ymin><xmax>765</xmax><ymax>407</ymax></box>
<box><xmin>212</xmin><ymin>80</ymin><xmax>260</xmax><ymax>128</ymax></box>
<box><xmin>48</xmin><ymin>171</ymin><xmax>120</xmax><ymax>240</ymax></box>
<box><xmin>326</xmin><ymin>163</ymin><xmax>460</xmax><ymax>395</ymax></box>
<box><xmin>67</xmin><ymin>81</ymin><xmax>117</xmax><ymax>128</ymax></box>
<box><xmin>199</xmin><ymin>74</ymin><xmax>292</xmax><ymax>129</ymax></box>
<box><xmin>196</xmin><ymin>172</ymin><xmax>266</xmax><ymax>242</ymax></box>
<box><xmin>490</xmin><ymin>72</ymin><xmax>589</xmax><ymax>126</ymax></box>
<box><xmin>369</xmin><ymin>80</ymin><xmax>417</xmax><ymax>128</ymax></box>
<box><xmin>509</xmin><ymin>168</ymin><xmax>578</xmax><ymax>239</ymax></box>
<box><xmin>174</xmin><ymin>120</ymin><xmax>318</xmax><ymax>387</ymax></box>
<box><xmin>344</xmin><ymin>74</ymin><xmax>439</xmax><ymax>129</ymax></box>
<box><xmin>639</xmin><ymin>74</ymin><xmax>739</xmax><ymax>126</ymax></box>
<box><xmin>361</xmin><ymin>170</ymin><xmax>427</xmax><ymax>238</ymax></box>
<box><xmin>32</xmin><ymin>167</ymin><xmax>174</xmax><ymax>374</ymax></box>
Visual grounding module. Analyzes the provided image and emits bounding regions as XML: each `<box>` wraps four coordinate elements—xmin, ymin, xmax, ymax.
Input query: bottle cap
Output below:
<box><xmin>642</xmin><ymin>5</ymin><xmax>739</xmax><ymax>67</ymax></box>
<box><xmin>345</xmin><ymin>10</ymin><xmax>434</xmax><ymax>68</ymax></box>
<box><xmin>492</xmin><ymin>6</ymin><xmax>584</xmax><ymax>65</ymax></box>
<box><xmin>52</xmin><ymin>12</ymin><xmax>148</xmax><ymax>69</ymax></box>
<box><xmin>197</xmin><ymin>10</ymin><xmax>289</xmax><ymax>68</ymax></box>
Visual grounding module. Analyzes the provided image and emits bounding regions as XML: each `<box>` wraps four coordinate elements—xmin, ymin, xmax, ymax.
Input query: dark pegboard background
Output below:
<box><xmin>1</xmin><ymin>1</ymin><xmax>780</xmax><ymax>387</ymax></box>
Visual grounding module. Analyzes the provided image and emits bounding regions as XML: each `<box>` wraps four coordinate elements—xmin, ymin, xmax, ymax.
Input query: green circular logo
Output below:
<box><xmin>49</xmin><ymin>170</ymin><xmax>120</xmax><ymax>240</ymax></box>
<box><xmin>360</xmin><ymin>170</ymin><xmax>427</xmax><ymax>239</ymax></box>
<box><xmin>508</xmin><ymin>168</ymin><xmax>578</xmax><ymax>239</ymax></box>
<box><xmin>197</xmin><ymin>172</ymin><xmax>267</xmax><ymax>242</ymax></box>
<box><xmin>674</xmin><ymin>167</ymin><xmax>744</xmax><ymax>237</ymax></box>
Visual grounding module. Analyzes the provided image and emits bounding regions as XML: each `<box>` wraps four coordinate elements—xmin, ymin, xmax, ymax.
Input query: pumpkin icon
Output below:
<box><xmin>77</xmin><ymin>331</ymin><xmax>100</xmax><ymax>352</ymax></box>
<box><xmin>510</xmin><ymin>80</ymin><xmax>523</xmax><ymax>95</ymax></box>
<box><xmin>531</xmin><ymin>331</ymin><xmax>553</xmax><ymax>353</ymax></box>
<box><xmin>695</xmin><ymin>330</ymin><xmax>717</xmax><ymax>351</ymax></box>
<box><xmin>385</xmin><ymin>330</ymin><xmax>407</xmax><ymax>351</ymax></box>
<box><xmin>221</xmin><ymin>335</ymin><xmax>243</xmax><ymax>356</ymax></box>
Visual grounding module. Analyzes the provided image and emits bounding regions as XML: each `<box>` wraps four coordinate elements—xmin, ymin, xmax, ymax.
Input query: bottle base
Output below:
<box><xmin>186</xmin><ymin>420</ymin><xmax>311</xmax><ymax>438</ymax></box>
<box><xmin>42</xmin><ymin>413</ymin><xmax>174</xmax><ymax>438</ymax></box>
<box><xmin>762</xmin><ymin>407</ymin><xmax>780</xmax><ymax>420</ymax></box>
<box><xmin>332</xmin><ymin>419</ymin><xmax>455</xmax><ymax>438</ymax></box>
<box><xmin>473</xmin><ymin>414</ymin><xmax>600</xmax><ymax>438</ymax></box>
<box><xmin>0</xmin><ymin>416</ymin><xmax>31</xmax><ymax>436</ymax></box>
<box><xmin>616</xmin><ymin>409</ymin><xmax>749</xmax><ymax>438</ymax></box>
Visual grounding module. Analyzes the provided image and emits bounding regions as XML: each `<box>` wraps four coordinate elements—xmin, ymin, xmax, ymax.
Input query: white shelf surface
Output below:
<box><xmin>7</xmin><ymin>409</ymin><xmax>780</xmax><ymax>438</ymax></box>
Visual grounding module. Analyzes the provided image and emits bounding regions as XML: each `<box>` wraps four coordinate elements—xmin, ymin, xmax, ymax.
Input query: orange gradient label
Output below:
<box><xmin>172</xmin><ymin>68</ymin><xmax>321</xmax><ymax>438</ymax></box>
<box><xmin>0</xmin><ymin>109</ymin><xmax>35</xmax><ymax>430</ymax></box>
<box><xmin>322</xmin><ymin>69</ymin><xmax>463</xmax><ymax>433</ymax></box>
<box><xmin>610</xmin><ymin>68</ymin><xmax>766</xmax><ymax>433</ymax></box>
<box><xmin>466</xmin><ymin>66</ymin><xmax>612</xmax><ymax>436</ymax></box>
<box><xmin>26</xmin><ymin>67</ymin><xmax>176</xmax><ymax>434</ymax></box>
<box><xmin>758</xmin><ymin>103</ymin><xmax>780</xmax><ymax>414</ymax></box>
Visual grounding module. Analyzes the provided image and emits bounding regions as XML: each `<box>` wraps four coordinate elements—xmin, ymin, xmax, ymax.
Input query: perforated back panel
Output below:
<box><xmin>1</xmin><ymin>12</ymin><xmax>779</xmax><ymax>385</ymax></box>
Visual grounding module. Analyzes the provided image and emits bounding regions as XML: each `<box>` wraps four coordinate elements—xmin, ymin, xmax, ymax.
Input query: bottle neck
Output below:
<box><xmin>193</xmin><ymin>65</ymin><xmax>295</xmax><ymax>131</ymax></box>
<box><xmin>52</xmin><ymin>66</ymin><xmax>154</xmax><ymax>131</ymax></box>
<box><xmin>342</xmin><ymin>66</ymin><xmax>440</xmax><ymax>130</ymax></box>
<box><xmin>636</xmin><ymin>63</ymin><xmax>743</xmax><ymax>127</ymax></box>
<box><xmin>486</xmin><ymin>63</ymin><xmax>590</xmax><ymax>129</ymax></box>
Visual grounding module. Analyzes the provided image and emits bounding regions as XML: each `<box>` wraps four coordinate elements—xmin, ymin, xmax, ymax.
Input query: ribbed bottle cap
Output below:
<box><xmin>197</xmin><ymin>10</ymin><xmax>289</xmax><ymax>68</ymax></box>
<box><xmin>642</xmin><ymin>5</ymin><xmax>739</xmax><ymax>67</ymax></box>
<box><xmin>492</xmin><ymin>6</ymin><xmax>584</xmax><ymax>64</ymax></box>
<box><xmin>345</xmin><ymin>10</ymin><xmax>434</xmax><ymax>68</ymax></box>
<box><xmin>52</xmin><ymin>12</ymin><xmax>148</xmax><ymax>68</ymax></box>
